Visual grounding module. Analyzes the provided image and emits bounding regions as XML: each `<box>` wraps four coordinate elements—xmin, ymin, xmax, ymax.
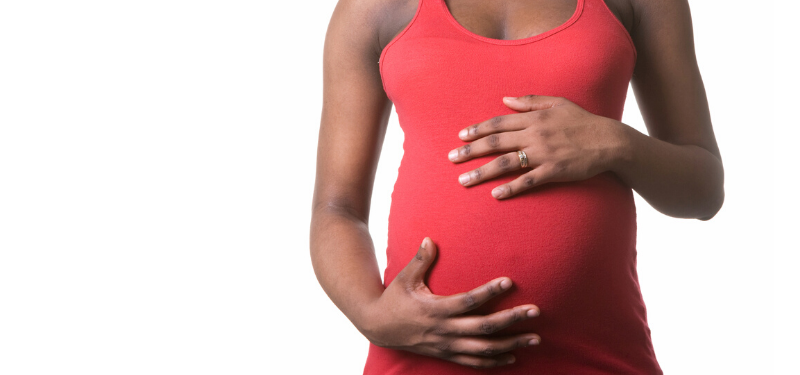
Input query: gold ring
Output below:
<box><xmin>517</xmin><ymin>150</ymin><xmax>528</xmax><ymax>168</ymax></box>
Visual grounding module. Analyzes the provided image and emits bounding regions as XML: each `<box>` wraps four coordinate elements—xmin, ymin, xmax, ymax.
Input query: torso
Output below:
<box><xmin>364</xmin><ymin>0</ymin><xmax>661</xmax><ymax>373</ymax></box>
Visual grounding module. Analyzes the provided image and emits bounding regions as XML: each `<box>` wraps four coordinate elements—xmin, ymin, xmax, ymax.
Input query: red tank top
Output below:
<box><xmin>365</xmin><ymin>0</ymin><xmax>662</xmax><ymax>373</ymax></box>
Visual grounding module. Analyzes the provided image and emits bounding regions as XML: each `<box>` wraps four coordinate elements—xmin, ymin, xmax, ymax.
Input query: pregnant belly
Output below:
<box><xmin>383</xmin><ymin>165</ymin><xmax>640</xmax><ymax>340</ymax></box>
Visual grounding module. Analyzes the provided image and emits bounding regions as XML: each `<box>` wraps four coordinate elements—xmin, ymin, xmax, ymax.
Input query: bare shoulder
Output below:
<box><xmin>327</xmin><ymin>0</ymin><xmax>417</xmax><ymax>60</ymax></box>
<box><xmin>624</xmin><ymin>0</ymin><xmax>697</xmax><ymax>69</ymax></box>
<box><xmin>375</xmin><ymin>0</ymin><xmax>420</xmax><ymax>53</ymax></box>
<box><xmin>626</xmin><ymin>0</ymin><xmax>694</xmax><ymax>37</ymax></box>
<box><xmin>627</xmin><ymin>0</ymin><xmax>691</xmax><ymax>17</ymax></box>
<box><xmin>601</xmin><ymin>0</ymin><xmax>636</xmax><ymax>35</ymax></box>
<box><xmin>604</xmin><ymin>0</ymin><xmax>695</xmax><ymax>43</ymax></box>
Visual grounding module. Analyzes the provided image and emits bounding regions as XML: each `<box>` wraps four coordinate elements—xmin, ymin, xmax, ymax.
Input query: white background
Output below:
<box><xmin>0</xmin><ymin>0</ymin><xmax>796</xmax><ymax>374</ymax></box>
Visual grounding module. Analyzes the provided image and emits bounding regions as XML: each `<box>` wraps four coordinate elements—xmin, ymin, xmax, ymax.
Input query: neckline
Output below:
<box><xmin>438</xmin><ymin>0</ymin><xmax>585</xmax><ymax>46</ymax></box>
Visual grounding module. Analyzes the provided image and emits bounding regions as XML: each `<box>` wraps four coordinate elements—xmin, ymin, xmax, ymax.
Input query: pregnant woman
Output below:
<box><xmin>311</xmin><ymin>0</ymin><xmax>724</xmax><ymax>373</ymax></box>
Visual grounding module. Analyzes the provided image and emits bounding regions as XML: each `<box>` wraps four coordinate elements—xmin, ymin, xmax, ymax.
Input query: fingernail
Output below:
<box><xmin>458</xmin><ymin>128</ymin><xmax>468</xmax><ymax>139</ymax></box>
<box><xmin>527</xmin><ymin>308</ymin><xmax>539</xmax><ymax>318</ymax></box>
<box><xmin>528</xmin><ymin>338</ymin><xmax>540</xmax><ymax>346</ymax></box>
<box><xmin>503</xmin><ymin>96</ymin><xmax>517</xmax><ymax>101</ymax></box>
<box><xmin>499</xmin><ymin>278</ymin><xmax>512</xmax><ymax>289</ymax></box>
<box><xmin>492</xmin><ymin>187</ymin><xmax>503</xmax><ymax>198</ymax></box>
<box><xmin>459</xmin><ymin>173</ymin><xmax>470</xmax><ymax>185</ymax></box>
<box><xmin>448</xmin><ymin>149</ymin><xmax>458</xmax><ymax>161</ymax></box>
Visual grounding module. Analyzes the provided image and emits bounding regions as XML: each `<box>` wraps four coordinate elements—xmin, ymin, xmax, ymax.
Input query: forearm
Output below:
<box><xmin>310</xmin><ymin>207</ymin><xmax>385</xmax><ymax>331</ymax></box>
<box><xmin>607</xmin><ymin>119</ymin><xmax>724</xmax><ymax>220</ymax></box>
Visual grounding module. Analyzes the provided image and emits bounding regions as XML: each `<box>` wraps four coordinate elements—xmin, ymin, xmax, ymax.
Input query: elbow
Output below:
<box><xmin>697</xmin><ymin>188</ymin><xmax>725</xmax><ymax>221</ymax></box>
<box><xmin>696</xmin><ymin>156</ymin><xmax>725</xmax><ymax>221</ymax></box>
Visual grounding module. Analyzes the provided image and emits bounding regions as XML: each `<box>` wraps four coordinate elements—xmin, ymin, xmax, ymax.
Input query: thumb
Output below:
<box><xmin>397</xmin><ymin>237</ymin><xmax>437</xmax><ymax>288</ymax></box>
<box><xmin>502</xmin><ymin>94</ymin><xmax>562</xmax><ymax>111</ymax></box>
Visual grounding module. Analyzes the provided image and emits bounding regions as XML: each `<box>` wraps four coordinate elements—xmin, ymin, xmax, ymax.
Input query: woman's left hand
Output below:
<box><xmin>447</xmin><ymin>95</ymin><xmax>628</xmax><ymax>199</ymax></box>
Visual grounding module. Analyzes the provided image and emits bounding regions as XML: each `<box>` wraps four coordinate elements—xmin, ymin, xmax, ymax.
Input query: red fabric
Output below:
<box><xmin>365</xmin><ymin>0</ymin><xmax>662</xmax><ymax>373</ymax></box>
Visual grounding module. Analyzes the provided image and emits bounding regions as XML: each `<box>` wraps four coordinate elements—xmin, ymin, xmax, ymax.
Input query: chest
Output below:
<box><xmin>378</xmin><ymin>0</ymin><xmax>638</xmax><ymax>122</ymax></box>
<box><xmin>424</xmin><ymin>0</ymin><xmax>632</xmax><ymax>42</ymax></box>
<box><xmin>443</xmin><ymin>0</ymin><xmax>582</xmax><ymax>41</ymax></box>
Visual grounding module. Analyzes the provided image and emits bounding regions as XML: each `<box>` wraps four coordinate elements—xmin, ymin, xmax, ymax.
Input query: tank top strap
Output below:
<box><xmin>408</xmin><ymin>0</ymin><xmax>448</xmax><ymax>27</ymax></box>
<box><xmin>584</xmin><ymin>0</ymin><xmax>638</xmax><ymax>61</ymax></box>
<box><xmin>378</xmin><ymin>0</ymin><xmax>440</xmax><ymax>69</ymax></box>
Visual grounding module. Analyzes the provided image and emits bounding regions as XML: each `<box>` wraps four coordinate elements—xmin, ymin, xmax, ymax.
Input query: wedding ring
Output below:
<box><xmin>517</xmin><ymin>150</ymin><xmax>528</xmax><ymax>168</ymax></box>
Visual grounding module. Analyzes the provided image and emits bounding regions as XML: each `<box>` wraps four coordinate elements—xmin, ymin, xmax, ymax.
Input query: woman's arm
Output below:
<box><xmin>310</xmin><ymin>0</ymin><xmax>394</xmax><ymax>330</ymax></box>
<box><xmin>609</xmin><ymin>0</ymin><xmax>724</xmax><ymax>220</ymax></box>
<box><xmin>311</xmin><ymin>0</ymin><xmax>540</xmax><ymax>369</ymax></box>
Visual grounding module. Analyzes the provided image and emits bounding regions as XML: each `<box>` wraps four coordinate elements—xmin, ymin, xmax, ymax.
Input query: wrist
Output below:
<box><xmin>356</xmin><ymin>297</ymin><xmax>393</xmax><ymax>347</ymax></box>
<box><xmin>602</xmin><ymin>117</ymin><xmax>635</xmax><ymax>175</ymax></box>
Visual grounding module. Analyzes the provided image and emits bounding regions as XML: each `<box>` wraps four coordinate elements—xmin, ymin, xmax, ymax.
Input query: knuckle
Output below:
<box><xmin>435</xmin><ymin>339</ymin><xmax>452</xmax><ymax>352</ymax></box>
<box><xmin>485</xmin><ymin>282</ymin><xmax>497</xmax><ymax>296</ymax></box>
<box><xmin>510</xmin><ymin>308</ymin><xmax>522</xmax><ymax>323</ymax></box>
<box><xmin>481</xmin><ymin>345</ymin><xmax>498</xmax><ymax>356</ymax></box>
<box><xmin>463</xmin><ymin>292</ymin><xmax>477</xmax><ymax>309</ymax></box>
<box><xmin>415</xmin><ymin>245</ymin><xmax>425</xmax><ymax>261</ymax></box>
<box><xmin>536</xmin><ymin>127</ymin><xmax>552</xmax><ymax>137</ymax></box>
<box><xmin>479</xmin><ymin>321</ymin><xmax>496</xmax><ymax>334</ymax></box>
<box><xmin>469</xmin><ymin>124</ymin><xmax>479</xmax><ymax>136</ymax></box>
<box><xmin>497</xmin><ymin>155</ymin><xmax>512</xmax><ymax>171</ymax></box>
<box><xmin>430</xmin><ymin>324</ymin><xmax>449</xmax><ymax>336</ymax></box>
<box><xmin>471</xmin><ymin>168</ymin><xmax>483</xmax><ymax>181</ymax></box>
<box><xmin>487</xmin><ymin>134</ymin><xmax>500</xmax><ymax>148</ymax></box>
<box><xmin>460</xmin><ymin>144</ymin><xmax>471</xmax><ymax>157</ymax></box>
<box><xmin>538</xmin><ymin>109</ymin><xmax>551</xmax><ymax>121</ymax></box>
<box><xmin>490</xmin><ymin>116</ymin><xmax>503</xmax><ymax>129</ymax></box>
<box><xmin>523</xmin><ymin>175</ymin><xmax>535</xmax><ymax>187</ymax></box>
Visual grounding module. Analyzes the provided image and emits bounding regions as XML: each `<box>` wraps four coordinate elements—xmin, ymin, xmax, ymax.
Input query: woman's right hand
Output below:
<box><xmin>360</xmin><ymin>237</ymin><xmax>541</xmax><ymax>369</ymax></box>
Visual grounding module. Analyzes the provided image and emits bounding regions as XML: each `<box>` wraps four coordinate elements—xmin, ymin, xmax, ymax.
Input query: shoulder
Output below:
<box><xmin>627</xmin><ymin>0</ymin><xmax>690</xmax><ymax>16</ymax></box>
<box><xmin>604</xmin><ymin>0</ymin><xmax>693</xmax><ymax>41</ymax></box>
<box><xmin>601</xmin><ymin>0</ymin><xmax>636</xmax><ymax>35</ymax></box>
<box><xmin>328</xmin><ymin>0</ymin><xmax>418</xmax><ymax>57</ymax></box>
<box><xmin>626</xmin><ymin>0</ymin><xmax>693</xmax><ymax>35</ymax></box>
<box><xmin>375</xmin><ymin>0</ymin><xmax>420</xmax><ymax>53</ymax></box>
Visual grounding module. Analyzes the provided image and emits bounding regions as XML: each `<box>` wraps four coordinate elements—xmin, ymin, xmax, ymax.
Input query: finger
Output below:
<box><xmin>491</xmin><ymin>165</ymin><xmax>557</xmax><ymax>200</ymax></box>
<box><xmin>394</xmin><ymin>237</ymin><xmax>437</xmax><ymax>289</ymax></box>
<box><xmin>436</xmin><ymin>277</ymin><xmax>513</xmax><ymax>316</ymax></box>
<box><xmin>502</xmin><ymin>94</ymin><xmax>566</xmax><ymax>112</ymax></box>
<box><xmin>444</xmin><ymin>353</ymin><xmax>517</xmax><ymax>369</ymax></box>
<box><xmin>457</xmin><ymin>114</ymin><xmax>528</xmax><ymax>141</ymax></box>
<box><xmin>443</xmin><ymin>304</ymin><xmax>540</xmax><ymax>335</ymax></box>
<box><xmin>458</xmin><ymin>151</ymin><xmax>534</xmax><ymax>187</ymax></box>
<box><xmin>448</xmin><ymin>132</ymin><xmax>522</xmax><ymax>163</ymax></box>
<box><xmin>445</xmin><ymin>334</ymin><xmax>541</xmax><ymax>357</ymax></box>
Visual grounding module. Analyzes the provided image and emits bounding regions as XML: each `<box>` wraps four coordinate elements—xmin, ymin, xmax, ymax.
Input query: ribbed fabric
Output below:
<box><xmin>365</xmin><ymin>0</ymin><xmax>662</xmax><ymax>373</ymax></box>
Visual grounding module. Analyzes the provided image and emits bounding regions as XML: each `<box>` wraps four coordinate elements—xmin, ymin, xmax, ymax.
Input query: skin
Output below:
<box><xmin>311</xmin><ymin>0</ymin><xmax>723</xmax><ymax>369</ymax></box>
